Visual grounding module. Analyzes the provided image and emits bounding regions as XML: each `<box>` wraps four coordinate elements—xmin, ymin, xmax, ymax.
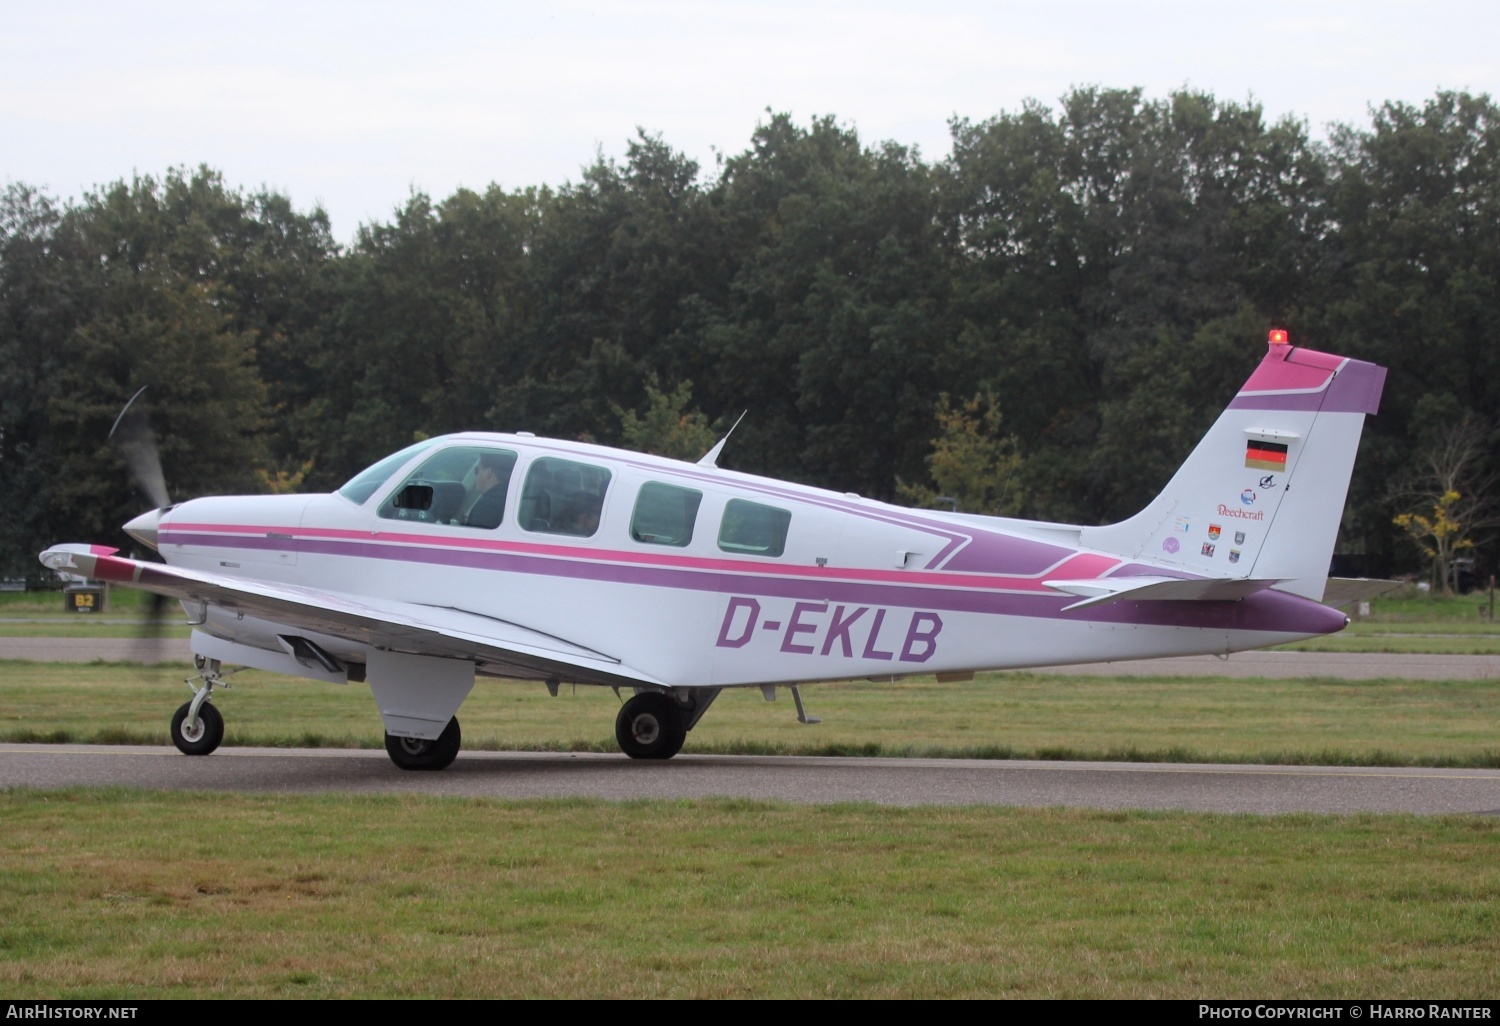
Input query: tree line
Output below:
<box><xmin>3</xmin><ymin>88</ymin><xmax>1498</xmax><ymax>584</ymax></box>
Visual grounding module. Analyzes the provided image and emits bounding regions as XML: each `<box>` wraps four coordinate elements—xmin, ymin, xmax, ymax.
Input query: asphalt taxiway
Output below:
<box><xmin>2</xmin><ymin>744</ymin><xmax>1496</xmax><ymax>815</ymax></box>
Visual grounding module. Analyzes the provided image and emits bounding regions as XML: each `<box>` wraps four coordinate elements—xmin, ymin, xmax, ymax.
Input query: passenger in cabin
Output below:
<box><xmin>558</xmin><ymin>493</ymin><xmax>602</xmax><ymax>537</ymax></box>
<box><xmin>461</xmin><ymin>453</ymin><xmax>511</xmax><ymax>529</ymax></box>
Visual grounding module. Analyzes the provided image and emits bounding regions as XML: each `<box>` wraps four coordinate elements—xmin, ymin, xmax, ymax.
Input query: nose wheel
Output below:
<box><xmin>170</xmin><ymin>659</ymin><xmax>228</xmax><ymax>755</ymax></box>
<box><xmin>170</xmin><ymin>700</ymin><xmax>224</xmax><ymax>755</ymax></box>
<box><xmin>615</xmin><ymin>693</ymin><xmax>686</xmax><ymax>760</ymax></box>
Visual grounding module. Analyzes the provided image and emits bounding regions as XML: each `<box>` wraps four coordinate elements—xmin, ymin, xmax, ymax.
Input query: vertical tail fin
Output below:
<box><xmin>1081</xmin><ymin>337</ymin><xmax>1386</xmax><ymax>601</ymax></box>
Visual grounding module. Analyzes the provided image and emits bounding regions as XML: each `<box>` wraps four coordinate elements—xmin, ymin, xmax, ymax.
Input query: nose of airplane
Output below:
<box><xmin>124</xmin><ymin>508</ymin><xmax>163</xmax><ymax>551</ymax></box>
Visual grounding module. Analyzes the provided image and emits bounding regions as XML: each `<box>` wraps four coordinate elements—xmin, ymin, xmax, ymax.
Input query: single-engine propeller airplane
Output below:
<box><xmin>41</xmin><ymin>331</ymin><xmax>1387</xmax><ymax>770</ymax></box>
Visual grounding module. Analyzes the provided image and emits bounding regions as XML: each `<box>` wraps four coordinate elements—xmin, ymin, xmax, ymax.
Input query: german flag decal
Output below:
<box><xmin>1245</xmin><ymin>440</ymin><xmax>1289</xmax><ymax>471</ymax></box>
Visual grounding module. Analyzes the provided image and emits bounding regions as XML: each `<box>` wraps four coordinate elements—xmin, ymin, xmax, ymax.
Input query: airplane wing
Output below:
<box><xmin>1042</xmin><ymin>575</ymin><xmax>1285</xmax><ymax>611</ymax></box>
<box><xmin>39</xmin><ymin>544</ymin><xmax>665</xmax><ymax>688</ymax></box>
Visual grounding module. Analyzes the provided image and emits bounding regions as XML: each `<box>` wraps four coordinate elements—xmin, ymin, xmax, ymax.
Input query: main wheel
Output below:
<box><xmin>170</xmin><ymin>700</ymin><xmax>224</xmax><ymax>756</ymax></box>
<box><xmin>385</xmin><ymin>717</ymin><xmax>462</xmax><ymax>771</ymax></box>
<box><xmin>615</xmin><ymin>693</ymin><xmax>686</xmax><ymax>760</ymax></box>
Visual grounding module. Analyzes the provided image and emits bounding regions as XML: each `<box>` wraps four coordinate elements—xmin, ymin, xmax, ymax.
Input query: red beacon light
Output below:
<box><xmin>1268</xmin><ymin>329</ymin><xmax>1290</xmax><ymax>345</ymax></box>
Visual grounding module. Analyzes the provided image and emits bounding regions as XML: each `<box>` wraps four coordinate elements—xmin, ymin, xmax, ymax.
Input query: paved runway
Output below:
<box><xmin>3</xmin><ymin>744</ymin><xmax>1497</xmax><ymax>815</ymax></box>
<box><xmin>5</xmin><ymin>637</ymin><xmax>1500</xmax><ymax>679</ymax></box>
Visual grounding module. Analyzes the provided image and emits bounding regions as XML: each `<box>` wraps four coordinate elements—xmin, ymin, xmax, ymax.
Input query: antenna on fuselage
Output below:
<box><xmin>697</xmin><ymin>410</ymin><xmax>747</xmax><ymax>468</ymax></box>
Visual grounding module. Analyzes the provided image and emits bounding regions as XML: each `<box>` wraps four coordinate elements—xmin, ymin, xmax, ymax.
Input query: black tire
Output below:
<box><xmin>385</xmin><ymin>717</ymin><xmax>461</xmax><ymax>771</ymax></box>
<box><xmin>170</xmin><ymin>700</ymin><xmax>224</xmax><ymax>756</ymax></box>
<box><xmin>615</xmin><ymin>693</ymin><xmax>686</xmax><ymax>760</ymax></box>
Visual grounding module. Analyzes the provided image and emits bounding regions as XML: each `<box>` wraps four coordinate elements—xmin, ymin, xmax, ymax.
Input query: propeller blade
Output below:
<box><xmin>108</xmin><ymin>386</ymin><xmax>170</xmax><ymax>509</ymax></box>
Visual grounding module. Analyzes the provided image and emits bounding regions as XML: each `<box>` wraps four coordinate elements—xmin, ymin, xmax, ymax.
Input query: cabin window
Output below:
<box><xmin>338</xmin><ymin>439</ymin><xmax>440</xmax><ymax>505</ymax></box>
<box><xmin>718</xmin><ymin>499</ymin><xmax>791</xmax><ymax>557</ymax></box>
<box><xmin>376</xmin><ymin>446</ymin><xmax>517</xmax><ymax>528</ymax></box>
<box><xmin>519</xmin><ymin>457</ymin><xmax>611</xmax><ymax>537</ymax></box>
<box><xmin>630</xmin><ymin>482</ymin><xmax>702</xmax><ymax>547</ymax></box>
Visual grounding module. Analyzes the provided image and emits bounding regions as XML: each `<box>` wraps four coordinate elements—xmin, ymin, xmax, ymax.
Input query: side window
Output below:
<box><xmin>718</xmin><ymin>498</ymin><xmax>791</xmax><ymax>557</ymax></box>
<box><xmin>377</xmin><ymin>447</ymin><xmax>517</xmax><ymax>528</ymax></box>
<box><xmin>630</xmin><ymin>482</ymin><xmax>703</xmax><ymax>547</ymax></box>
<box><xmin>520</xmin><ymin>457</ymin><xmax>611</xmax><ymax>537</ymax></box>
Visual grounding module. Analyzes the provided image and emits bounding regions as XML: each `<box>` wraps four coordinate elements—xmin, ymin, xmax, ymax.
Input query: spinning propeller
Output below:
<box><xmin>107</xmin><ymin>386</ymin><xmax>173</xmax><ymax>641</ymax></box>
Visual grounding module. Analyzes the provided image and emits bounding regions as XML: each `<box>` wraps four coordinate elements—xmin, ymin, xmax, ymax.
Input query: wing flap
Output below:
<box><xmin>40</xmin><ymin>545</ymin><xmax>664</xmax><ymax>687</ymax></box>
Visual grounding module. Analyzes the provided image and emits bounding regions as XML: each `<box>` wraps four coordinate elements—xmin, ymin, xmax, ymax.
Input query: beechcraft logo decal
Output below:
<box><xmin>1246</xmin><ymin>441</ymin><xmax>1288</xmax><ymax>471</ymax></box>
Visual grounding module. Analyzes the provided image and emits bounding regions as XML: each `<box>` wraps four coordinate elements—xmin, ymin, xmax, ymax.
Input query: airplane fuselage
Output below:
<box><xmin>153</xmin><ymin>434</ymin><xmax>1347</xmax><ymax>691</ymax></box>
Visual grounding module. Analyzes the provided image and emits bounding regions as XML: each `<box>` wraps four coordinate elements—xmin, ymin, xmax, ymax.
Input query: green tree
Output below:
<box><xmin>514</xmin><ymin>132</ymin><xmax>722</xmax><ymax>443</ymax></box>
<box><xmin>943</xmin><ymin>89</ymin><xmax>1326</xmax><ymax>523</ymax></box>
<box><xmin>0</xmin><ymin>169</ymin><xmax>312</xmax><ymax>564</ymax></box>
<box><xmin>1316</xmin><ymin>93</ymin><xmax>1500</xmax><ymax>571</ymax></box>
<box><xmin>1391</xmin><ymin>417</ymin><xmax>1500</xmax><ymax>592</ymax></box>
<box><xmin>702</xmin><ymin>114</ymin><xmax>955</xmax><ymax>497</ymax></box>
<box><xmin>616</xmin><ymin>379</ymin><xmax>717</xmax><ymax>461</ymax></box>
<box><xmin>307</xmin><ymin>185</ymin><xmax>544</xmax><ymax>481</ymax></box>
<box><xmin>898</xmin><ymin>393</ymin><xmax>1025</xmax><ymax>515</ymax></box>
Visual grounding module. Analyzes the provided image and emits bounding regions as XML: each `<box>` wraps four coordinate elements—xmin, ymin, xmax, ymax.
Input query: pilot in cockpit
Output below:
<box><xmin>461</xmin><ymin>453</ymin><xmax>511</xmax><ymax>529</ymax></box>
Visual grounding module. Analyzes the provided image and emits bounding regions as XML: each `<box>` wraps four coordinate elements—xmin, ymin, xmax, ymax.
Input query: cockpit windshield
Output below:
<box><xmin>337</xmin><ymin>440</ymin><xmax>441</xmax><ymax>505</ymax></box>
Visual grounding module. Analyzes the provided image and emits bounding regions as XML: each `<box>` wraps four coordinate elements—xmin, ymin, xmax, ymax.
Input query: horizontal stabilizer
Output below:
<box><xmin>1044</xmin><ymin>575</ymin><xmax>1284</xmax><ymax>611</ymax></box>
<box><xmin>1320</xmin><ymin>577</ymin><xmax>1404</xmax><ymax>608</ymax></box>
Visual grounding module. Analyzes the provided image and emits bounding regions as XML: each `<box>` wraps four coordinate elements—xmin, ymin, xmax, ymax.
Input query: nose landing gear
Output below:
<box><xmin>170</xmin><ymin>658</ymin><xmax>228</xmax><ymax>755</ymax></box>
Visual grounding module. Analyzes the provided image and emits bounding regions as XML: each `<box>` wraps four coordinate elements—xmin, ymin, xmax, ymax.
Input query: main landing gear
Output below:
<box><xmin>385</xmin><ymin>718</ymin><xmax>462</xmax><ymax>771</ymax></box>
<box><xmin>615</xmin><ymin>692</ymin><xmax>691</xmax><ymax>760</ymax></box>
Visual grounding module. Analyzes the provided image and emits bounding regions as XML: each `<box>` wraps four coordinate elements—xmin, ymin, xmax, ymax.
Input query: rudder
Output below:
<box><xmin>1080</xmin><ymin>336</ymin><xmax>1386</xmax><ymax>601</ymax></box>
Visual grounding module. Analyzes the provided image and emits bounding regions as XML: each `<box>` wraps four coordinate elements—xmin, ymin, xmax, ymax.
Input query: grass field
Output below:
<box><xmin>1</xmin><ymin>790</ymin><xmax>1495</xmax><ymax>998</ymax></box>
<box><xmin>3</xmin><ymin>661</ymin><xmax>1498</xmax><ymax>767</ymax></box>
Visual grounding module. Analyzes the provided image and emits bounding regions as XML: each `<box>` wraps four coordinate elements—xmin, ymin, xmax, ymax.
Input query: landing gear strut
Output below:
<box><xmin>385</xmin><ymin>717</ymin><xmax>462</xmax><ymax>771</ymax></box>
<box><xmin>615</xmin><ymin>693</ymin><xmax>686</xmax><ymax>760</ymax></box>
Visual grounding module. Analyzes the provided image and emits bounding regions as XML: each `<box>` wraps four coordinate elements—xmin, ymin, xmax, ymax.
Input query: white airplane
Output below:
<box><xmin>40</xmin><ymin>331</ymin><xmax>1387</xmax><ymax>770</ymax></box>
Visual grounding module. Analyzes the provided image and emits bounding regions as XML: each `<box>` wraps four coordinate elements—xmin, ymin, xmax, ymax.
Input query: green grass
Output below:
<box><xmin>3</xmin><ymin>662</ymin><xmax>1499</xmax><ymax>767</ymax></box>
<box><xmin>0</xmin><ymin>622</ymin><xmax>192</xmax><ymax>639</ymax></box>
<box><xmin>0</xmin><ymin>587</ymin><xmax>192</xmax><ymax>637</ymax></box>
<box><xmin>0</xmin><ymin>587</ymin><xmax>157</xmax><ymax>615</ymax></box>
<box><xmin>1268</xmin><ymin>587</ymin><xmax>1500</xmax><ymax>652</ymax></box>
<box><xmin>1348</xmin><ymin>588</ymin><xmax>1500</xmax><ymax>622</ymax></box>
<box><xmin>0</xmin><ymin>790</ymin><xmax>1495</xmax><ymax>998</ymax></box>
<box><xmin>1275</xmin><ymin>629</ymin><xmax>1500</xmax><ymax>655</ymax></box>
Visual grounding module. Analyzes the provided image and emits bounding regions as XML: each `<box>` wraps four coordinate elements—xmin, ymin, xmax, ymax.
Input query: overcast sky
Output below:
<box><xmin>4</xmin><ymin>1</ymin><xmax>1495</xmax><ymax>244</ymax></box>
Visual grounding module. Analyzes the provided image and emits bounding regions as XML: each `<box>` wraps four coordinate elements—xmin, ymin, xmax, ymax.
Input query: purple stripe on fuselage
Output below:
<box><xmin>169</xmin><ymin>531</ymin><xmax>1342</xmax><ymax>635</ymax></box>
<box><xmin>940</xmin><ymin>531</ymin><xmax>1080</xmax><ymax>574</ymax></box>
